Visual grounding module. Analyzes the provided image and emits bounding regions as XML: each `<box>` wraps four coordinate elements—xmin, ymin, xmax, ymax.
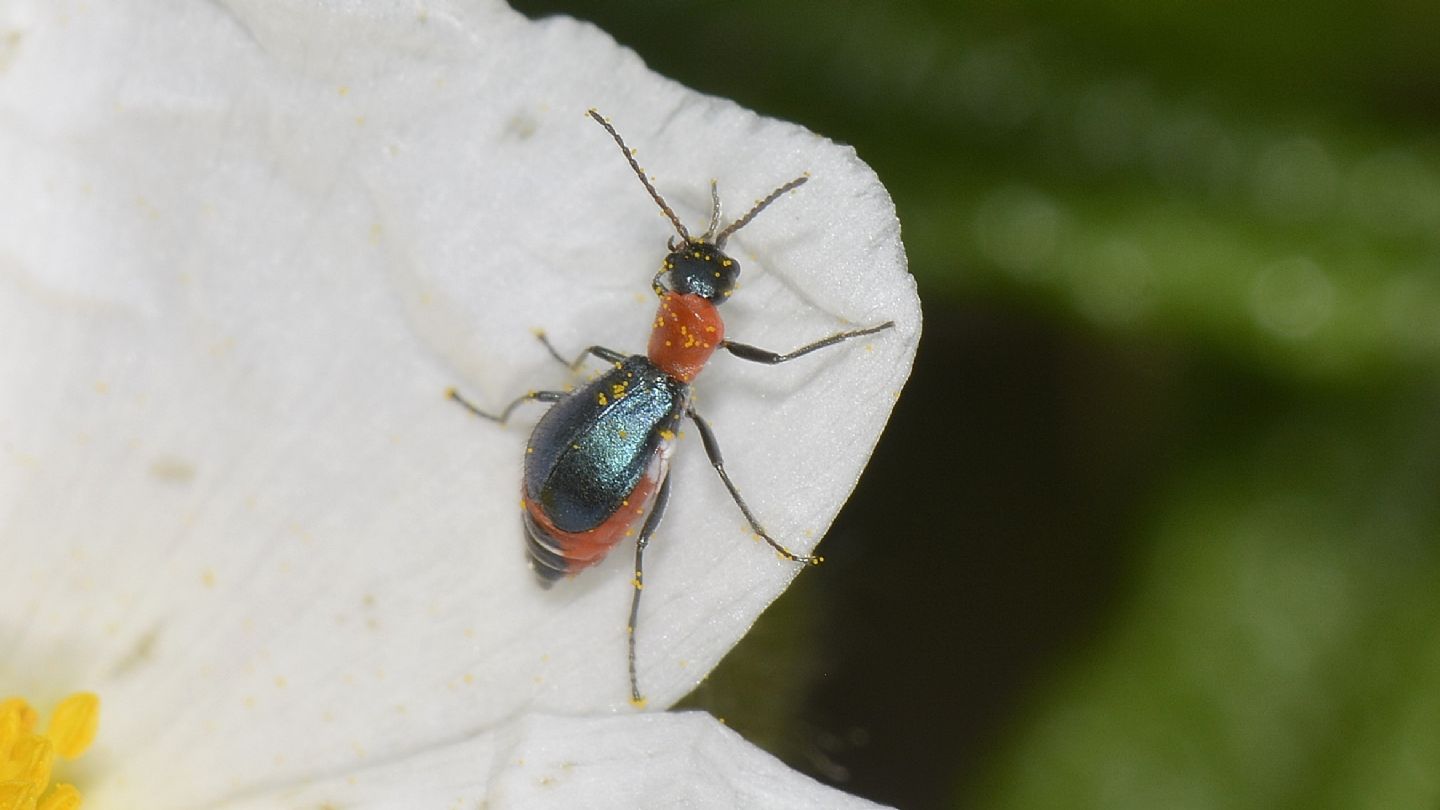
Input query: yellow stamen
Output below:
<box><xmin>39</xmin><ymin>785</ymin><xmax>82</xmax><ymax>810</ymax></box>
<box><xmin>0</xmin><ymin>782</ymin><xmax>40</xmax><ymax>810</ymax></box>
<box><xmin>0</xmin><ymin>698</ymin><xmax>39</xmax><ymax>733</ymax></box>
<box><xmin>47</xmin><ymin>694</ymin><xmax>99</xmax><ymax>760</ymax></box>
<box><xmin>0</xmin><ymin>693</ymin><xmax>100</xmax><ymax>810</ymax></box>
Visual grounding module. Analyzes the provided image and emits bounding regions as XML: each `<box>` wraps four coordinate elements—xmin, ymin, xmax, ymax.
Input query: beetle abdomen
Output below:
<box><xmin>522</xmin><ymin>356</ymin><xmax>685</xmax><ymax>582</ymax></box>
<box><xmin>522</xmin><ymin>463</ymin><xmax>664</xmax><ymax>585</ymax></box>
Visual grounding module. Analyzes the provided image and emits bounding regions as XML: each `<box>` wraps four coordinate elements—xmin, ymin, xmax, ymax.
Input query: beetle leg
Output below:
<box><xmin>721</xmin><ymin>321</ymin><xmax>894</xmax><ymax>365</ymax></box>
<box><xmin>567</xmin><ymin>345</ymin><xmax>627</xmax><ymax>370</ymax></box>
<box><xmin>628</xmin><ymin>474</ymin><xmax>672</xmax><ymax>708</ymax></box>
<box><xmin>686</xmin><ymin>408</ymin><xmax>823</xmax><ymax>566</ymax></box>
<box><xmin>446</xmin><ymin>388</ymin><xmax>564</xmax><ymax>424</ymax></box>
<box><xmin>534</xmin><ymin>331</ymin><xmax>627</xmax><ymax>370</ymax></box>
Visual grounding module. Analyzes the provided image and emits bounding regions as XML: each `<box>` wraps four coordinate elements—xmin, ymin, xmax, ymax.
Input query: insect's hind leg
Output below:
<box><xmin>446</xmin><ymin>388</ymin><xmax>564</xmax><ymax>424</ymax></box>
<box><xmin>628</xmin><ymin>474</ymin><xmax>672</xmax><ymax>708</ymax></box>
<box><xmin>686</xmin><ymin>407</ymin><xmax>822</xmax><ymax>566</ymax></box>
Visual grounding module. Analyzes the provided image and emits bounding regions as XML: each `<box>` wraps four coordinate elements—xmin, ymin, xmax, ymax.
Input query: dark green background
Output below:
<box><xmin>509</xmin><ymin>2</ymin><xmax>1440</xmax><ymax>807</ymax></box>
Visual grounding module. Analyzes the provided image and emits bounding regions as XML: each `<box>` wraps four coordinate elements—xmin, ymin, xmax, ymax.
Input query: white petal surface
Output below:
<box><xmin>0</xmin><ymin>0</ymin><xmax>918</xmax><ymax>805</ymax></box>
<box><xmin>217</xmin><ymin>712</ymin><xmax>887</xmax><ymax>809</ymax></box>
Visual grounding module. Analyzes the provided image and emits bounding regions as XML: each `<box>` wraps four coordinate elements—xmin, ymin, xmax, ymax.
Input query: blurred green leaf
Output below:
<box><xmin>973</xmin><ymin>386</ymin><xmax>1440</xmax><ymax>808</ymax></box>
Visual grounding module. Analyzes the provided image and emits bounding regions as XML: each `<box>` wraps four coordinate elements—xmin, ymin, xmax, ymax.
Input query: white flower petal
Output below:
<box><xmin>0</xmin><ymin>0</ymin><xmax>918</xmax><ymax>804</ymax></box>
<box><xmin>215</xmin><ymin>712</ymin><xmax>888</xmax><ymax>810</ymax></box>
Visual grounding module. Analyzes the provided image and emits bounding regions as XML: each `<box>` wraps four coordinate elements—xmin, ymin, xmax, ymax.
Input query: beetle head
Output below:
<box><xmin>658</xmin><ymin>242</ymin><xmax>740</xmax><ymax>302</ymax></box>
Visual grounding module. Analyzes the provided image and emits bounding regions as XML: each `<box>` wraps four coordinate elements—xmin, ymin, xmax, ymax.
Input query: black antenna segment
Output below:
<box><xmin>587</xmin><ymin>109</ymin><xmax>691</xmax><ymax>243</ymax></box>
<box><xmin>714</xmin><ymin>174</ymin><xmax>808</xmax><ymax>248</ymax></box>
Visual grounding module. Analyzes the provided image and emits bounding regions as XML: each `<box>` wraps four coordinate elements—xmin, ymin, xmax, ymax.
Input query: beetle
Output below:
<box><xmin>448</xmin><ymin>109</ymin><xmax>893</xmax><ymax>706</ymax></box>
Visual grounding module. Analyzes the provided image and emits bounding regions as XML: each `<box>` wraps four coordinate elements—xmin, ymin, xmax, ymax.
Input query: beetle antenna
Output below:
<box><xmin>588</xmin><ymin>109</ymin><xmax>691</xmax><ymax>243</ymax></box>
<box><xmin>714</xmin><ymin>174</ymin><xmax>808</xmax><ymax>248</ymax></box>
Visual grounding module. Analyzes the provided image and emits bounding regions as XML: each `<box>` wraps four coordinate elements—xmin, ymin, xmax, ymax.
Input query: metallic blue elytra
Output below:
<box><xmin>525</xmin><ymin>356</ymin><xmax>685</xmax><ymax>534</ymax></box>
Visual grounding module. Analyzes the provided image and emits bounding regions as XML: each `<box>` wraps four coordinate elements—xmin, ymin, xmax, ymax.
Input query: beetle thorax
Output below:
<box><xmin>647</xmin><ymin>292</ymin><xmax>725</xmax><ymax>383</ymax></box>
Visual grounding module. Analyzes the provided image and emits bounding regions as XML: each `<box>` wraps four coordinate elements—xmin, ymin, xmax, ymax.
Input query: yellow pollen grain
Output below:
<box><xmin>0</xmin><ymin>692</ymin><xmax>100</xmax><ymax>809</ymax></box>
